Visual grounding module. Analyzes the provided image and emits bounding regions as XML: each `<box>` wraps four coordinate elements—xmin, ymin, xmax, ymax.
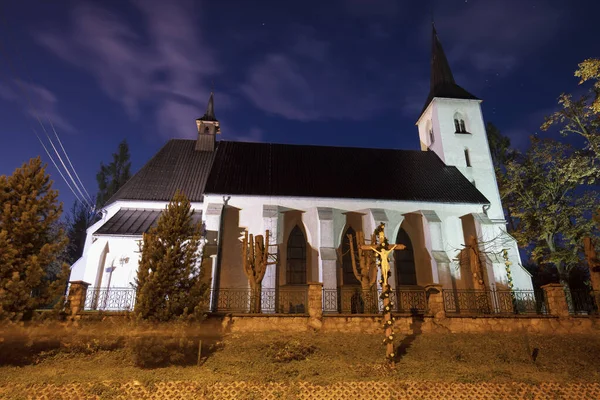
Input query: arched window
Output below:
<box><xmin>342</xmin><ymin>227</ymin><xmax>360</xmax><ymax>285</ymax></box>
<box><xmin>204</xmin><ymin>126</ymin><xmax>210</xmax><ymax>134</ymax></box>
<box><xmin>287</xmin><ymin>225</ymin><xmax>307</xmax><ymax>284</ymax></box>
<box><xmin>464</xmin><ymin>148</ymin><xmax>471</xmax><ymax>167</ymax></box>
<box><xmin>453</xmin><ymin>113</ymin><xmax>468</xmax><ymax>133</ymax></box>
<box><xmin>426</xmin><ymin>120</ymin><xmax>434</xmax><ymax>145</ymax></box>
<box><xmin>454</xmin><ymin>118</ymin><xmax>461</xmax><ymax>132</ymax></box>
<box><xmin>395</xmin><ymin>228</ymin><xmax>417</xmax><ymax>286</ymax></box>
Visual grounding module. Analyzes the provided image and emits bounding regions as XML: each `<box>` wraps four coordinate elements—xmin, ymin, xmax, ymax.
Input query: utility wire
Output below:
<box><xmin>49</xmin><ymin>119</ymin><xmax>95</xmax><ymax>206</ymax></box>
<box><xmin>34</xmin><ymin>127</ymin><xmax>86</xmax><ymax>206</ymax></box>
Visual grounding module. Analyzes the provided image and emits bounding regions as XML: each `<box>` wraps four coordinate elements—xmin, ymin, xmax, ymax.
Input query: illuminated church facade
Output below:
<box><xmin>69</xmin><ymin>26</ymin><xmax>534</xmax><ymax>312</ymax></box>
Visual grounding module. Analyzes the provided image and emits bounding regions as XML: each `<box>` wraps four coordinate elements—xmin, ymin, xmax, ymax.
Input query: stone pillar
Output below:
<box><xmin>307</xmin><ymin>282</ymin><xmax>323</xmax><ymax>331</ymax></box>
<box><xmin>317</xmin><ymin>208</ymin><xmax>338</xmax><ymax>291</ymax></box>
<box><xmin>418</xmin><ymin>210</ymin><xmax>443</xmax><ymax>284</ymax></box>
<box><xmin>67</xmin><ymin>281</ymin><xmax>90</xmax><ymax>315</ymax></box>
<box><xmin>542</xmin><ymin>284</ymin><xmax>570</xmax><ymax>317</ymax></box>
<box><xmin>424</xmin><ymin>284</ymin><xmax>445</xmax><ymax>319</ymax></box>
<box><xmin>263</xmin><ymin>205</ymin><xmax>282</xmax><ymax>300</ymax></box>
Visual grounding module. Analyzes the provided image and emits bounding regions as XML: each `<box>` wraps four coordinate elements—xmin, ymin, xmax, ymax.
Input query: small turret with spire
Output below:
<box><xmin>195</xmin><ymin>91</ymin><xmax>221</xmax><ymax>152</ymax></box>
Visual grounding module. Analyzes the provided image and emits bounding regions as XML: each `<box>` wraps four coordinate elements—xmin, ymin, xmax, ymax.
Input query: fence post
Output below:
<box><xmin>541</xmin><ymin>283</ymin><xmax>570</xmax><ymax>317</ymax></box>
<box><xmin>424</xmin><ymin>284</ymin><xmax>445</xmax><ymax>319</ymax></box>
<box><xmin>67</xmin><ymin>281</ymin><xmax>90</xmax><ymax>316</ymax></box>
<box><xmin>307</xmin><ymin>282</ymin><xmax>323</xmax><ymax>330</ymax></box>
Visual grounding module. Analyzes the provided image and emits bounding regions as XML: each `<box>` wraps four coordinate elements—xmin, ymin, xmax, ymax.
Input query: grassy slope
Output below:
<box><xmin>1</xmin><ymin>329</ymin><xmax>600</xmax><ymax>386</ymax></box>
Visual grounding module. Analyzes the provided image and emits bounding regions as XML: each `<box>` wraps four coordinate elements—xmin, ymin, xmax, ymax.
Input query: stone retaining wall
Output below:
<box><xmin>210</xmin><ymin>313</ymin><xmax>600</xmax><ymax>335</ymax></box>
<box><xmin>2</xmin><ymin>381</ymin><xmax>598</xmax><ymax>399</ymax></box>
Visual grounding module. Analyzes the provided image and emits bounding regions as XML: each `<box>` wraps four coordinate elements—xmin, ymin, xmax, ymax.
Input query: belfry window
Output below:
<box><xmin>454</xmin><ymin>113</ymin><xmax>468</xmax><ymax>133</ymax></box>
<box><xmin>204</xmin><ymin>126</ymin><xmax>210</xmax><ymax>134</ymax></box>
<box><xmin>454</xmin><ymin>118</ymin><xmax>461</xmax><ymax>132</ymax></box>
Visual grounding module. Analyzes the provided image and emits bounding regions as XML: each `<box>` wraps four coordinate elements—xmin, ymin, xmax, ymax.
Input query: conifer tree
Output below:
<box><xmin>65</xmin><ymin>201</ymin><xmax>95</xmax><ymax>265</ymax></box>
<box><xmin>134</xmin><ymin>191</ymin><xmax>207</xmax><ymax>321</ymax></box>
<box><xmin>0</xmin><ymin>157</ymin><xmax>70</xmax><ymax>321</ymax></box>
<box><xmin>96</xmin><ymin>139</ymin><xmax>131</xmax><ymax>208</ymax></box>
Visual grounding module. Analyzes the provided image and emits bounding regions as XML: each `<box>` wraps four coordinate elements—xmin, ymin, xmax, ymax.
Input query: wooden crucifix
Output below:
<box><xmin>361</xmin><ymin>222</ymin><xmax>406</xmax><ymax>364</ymax></box>
<box><xmin>361</xmin><ymin>223</ymin><xmax>406</xmax><ymax>288</ymax></box>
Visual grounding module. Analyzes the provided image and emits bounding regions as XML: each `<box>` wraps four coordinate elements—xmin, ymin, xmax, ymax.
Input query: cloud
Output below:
<box><xmin>434</xmin><ymin>0</ymin><xmax>562</xmax><ymax>76</ymax></box>
<box><xmin>35</xmin><ymin>0</ymin><xmax>224</xmax><ymax>139</ymax></box>
<box><xmin>228</xmin><ymin>127</ymin><xmax>265</xmax><ymax>143</ymax></box>
<box><xmin>241</xmin><ymin>27</ymin><xmax>396</xmax><ymax>122</ymax></box>
<box><xmin>342</xmin><ymin>0</ymin><xmax>400</xmax><ymax>17</ymax></box>
<box><xmin>0</xmin><ymin>79</ymin><xmax>75</xmax><ymax>133</ymax></box>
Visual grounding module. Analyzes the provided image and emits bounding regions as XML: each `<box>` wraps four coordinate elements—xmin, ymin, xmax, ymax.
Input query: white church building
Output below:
<box><xmin>69</xmin><ymin>26</ymin><xmax>533</xmax><ymax>313</ymax></box>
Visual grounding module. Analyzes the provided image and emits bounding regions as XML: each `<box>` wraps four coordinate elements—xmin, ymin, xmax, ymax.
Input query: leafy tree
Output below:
<box><xmin>134</xmin><ymin>191</ymin><xmax>208</xmax><ymax>321</ymax></box>
<box><xmin>486</xmin><ymin>122</ymin><xmax>518</xmax><ymax>232</ymax></box>
<box><xmin>0</xmin><ymin>157</ymin><xmax>70</xmax><ymax>320</ymax></box>
<box><xmin>575</xmin><ymin>58</ymin><xmax>600</xmax><ymax>114</ymax></box>
<box><xmin>65</xmin><ymin>201</ymin><xmax>95</xmax><ymax>265</ymax></box>
<box><xmin>542</xmin><ymin>59</ymin><xmax>600</xmax><ymax>180</ymax></box>
<box><xmin>486</xmin><ymin>122</ymin><xmax>516</xmax><ymax>169</ymax></box>
<box><xmin>503</xmin><ymin>138</ymin><xmax>598</xmax><ymax>290</ymax></box>
<box><xmin>96</xmin><ymin>139</ymin><xmax>131</xmax><ymax>208</ymax></box>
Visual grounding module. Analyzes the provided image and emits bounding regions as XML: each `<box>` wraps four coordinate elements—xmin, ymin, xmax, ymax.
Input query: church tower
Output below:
<box><xmin>416</xmin><ymin>24</ymin><xmax>504</xmax><ymax>220</ymax></box>
<box><xmin>195</xmin><ymin>92</ymin><xmax>221</xmax><ymax>152</ymax></box>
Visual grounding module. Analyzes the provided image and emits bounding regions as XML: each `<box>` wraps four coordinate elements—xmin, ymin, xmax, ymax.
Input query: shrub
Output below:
<box><xmin>267</xmin><ymin>339</ymin><xmax>317</xmax><ymax>363</ymax></box>
<box><xmin>127</xmin><ymin>334</ymin><xmax>197</xmax><ymax>368</ymax></box>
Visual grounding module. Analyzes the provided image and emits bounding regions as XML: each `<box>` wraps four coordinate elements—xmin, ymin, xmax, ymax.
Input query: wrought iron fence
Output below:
<box><xmin>443</xmin><ymin>289</ymin><xmax>547</xmax><ymax>315</ymax></box>
<box><xmin>394</xmin><ymin>289</ymin><xmax>427</xmax><ymax>314</ymax></box>
<box><xmin>323</xmin><ymin>288</ymin><xmax>426</xmax><ymax>314</ymax></box>
<box><xmin>84</xmin><ymin>287</ymin><xmax>136</xmax><ymax>311</ymax></box>
<box><xmin>214</xmin><ymin>288</ymin><xmax>308</xmax><ymax>314</ymax></box>
<box><xmin>566</xmin><ymin>290</ymin><xmax>600</xmax><ymax>315</ymax></box>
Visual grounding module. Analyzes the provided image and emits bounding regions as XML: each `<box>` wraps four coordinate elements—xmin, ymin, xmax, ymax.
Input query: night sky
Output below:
<box><xmin>0</xmin><ymin>0</ymin><xmax>598</xmax><ymax>211</ymax></box>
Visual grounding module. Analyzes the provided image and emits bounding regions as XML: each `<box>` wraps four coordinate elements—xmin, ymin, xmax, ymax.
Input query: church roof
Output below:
<box><xmin>95</xmin><ymin>208</ymin><xmax>202</xmax><ymax>236</ymax></box>
<box><xmin>108</xmin><ymin>139</ymin><xmax>488</xmax><ymax>206</ymax></box>
<box><xmin>420</xmin><ymin>25</ymin><xmax>479</xmax><ymax>116</ymax></box>
<box><xmin>107</xmin><ymin>140</ymin><xmax>216</xmax><ymax>203</ymax></box>
<box><xmin>205</xmin><ymin>141</ymin><xmax>490</xmax><ymax>204</ymax></box>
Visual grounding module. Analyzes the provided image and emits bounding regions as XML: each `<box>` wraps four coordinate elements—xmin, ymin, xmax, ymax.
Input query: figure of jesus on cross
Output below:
<box><xmin>361</xmin><ymin>222</ymin><xmax>406</xmax><ymax>364</ymax></box>
<box><xmin>362</xmin><ymin>222</ymin><xmax>406</xmax><ymax>288</ymax></box>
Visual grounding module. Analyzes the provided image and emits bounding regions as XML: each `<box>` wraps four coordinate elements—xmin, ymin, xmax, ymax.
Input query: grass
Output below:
<box><xmin>1</xmin><ymin>321</ymin><xmax>600</xmax><ymax>388</ymax></box>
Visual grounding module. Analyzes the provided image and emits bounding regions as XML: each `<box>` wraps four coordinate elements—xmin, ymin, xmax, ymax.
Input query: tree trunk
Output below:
<box><xmin>250</xmin><ymin>282</ymin><xmax>262</xmax><ymax>313</ymax></box>
<box><xmin>360</xmin><ymin>280</ymin><xmax>377</xmax><ymax>313</ymax></box>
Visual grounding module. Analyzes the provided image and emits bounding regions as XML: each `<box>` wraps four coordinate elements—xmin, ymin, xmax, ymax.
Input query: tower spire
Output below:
<box><xmin>430</xmin><ymin>23</ymin><xmax>456</xmax><ymax>90</ymax></box>
<box><xmin>419</xmin><ymin>25</ymin><xmax>478</xmax><ymax>117</ymax></box>
<box><xmin>200</xmin><ymin>91</ymin><xmax>216</xmax><ymax>121</ymax></box>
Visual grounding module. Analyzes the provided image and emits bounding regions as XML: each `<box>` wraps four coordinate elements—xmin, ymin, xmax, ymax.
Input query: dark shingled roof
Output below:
<box><xmin>420</xmin><ymin>25</ymin><xmax>479</xmax><ymax>117</ymax></box>
<box><xmin>107</xmin><ymin>140</ymin><xmax>215</xmax><ymax>204</ymax></box>
<box><xmin>95</xmin><ymin>208</ymin><xmax>203</xmax><ymax>236</ymax></box>
<box><xmin>205</xmin><ymin>141</ymin><xmax>490</xmax><ymax>204</ymax></box>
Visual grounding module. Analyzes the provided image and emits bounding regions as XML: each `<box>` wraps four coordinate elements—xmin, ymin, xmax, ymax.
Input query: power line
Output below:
<box><xmin>49</xmin><ymin>120</ymin><xmax>95</xmax><ymax>206</ymax></box>
<box><xmin>34</xmin><ymin>127</ymin><xmax>86</xmax><ymax>206</ymax></box>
